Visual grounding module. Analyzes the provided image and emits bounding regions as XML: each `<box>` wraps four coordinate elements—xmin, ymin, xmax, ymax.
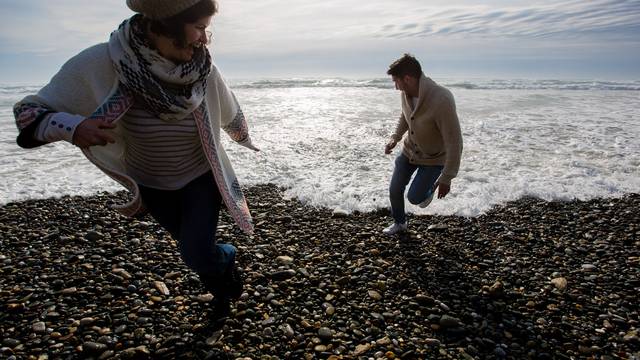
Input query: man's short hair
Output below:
<box><xmin>387</xmin><ymin>54</ymin><xmax>422</xmax><ymax>78</ymax></box>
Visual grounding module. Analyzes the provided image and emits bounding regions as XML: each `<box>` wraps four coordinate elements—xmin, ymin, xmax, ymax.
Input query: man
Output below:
<box><xmin>383</xmin><ymin>54</ymin><xmax>463</xmax><ymax>235</ymax></box>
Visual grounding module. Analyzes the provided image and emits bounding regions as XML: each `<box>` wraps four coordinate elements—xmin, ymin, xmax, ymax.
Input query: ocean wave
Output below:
<box><xmin>445</xmin><ymin>79</ymin><xmax>640</xmax><ymax>91</ymax></box>
<box><xmin>226</xmin><ymin>78</ymin><xmax>640</xmax><ymax>91</ymax></box>
<box><xmin>231</xmin><ymin>78</ymin><xmax>392</xmax><ymax>89</ymax></box>
<box><xmin>3</xmin><ymin>79</ymin><xmax>639</xmax><ymax>92</ymax></box>
<box><xmin>0</xmin><ymin>85</ymin><xmax>43</xmax><ymax>94</ymax></box>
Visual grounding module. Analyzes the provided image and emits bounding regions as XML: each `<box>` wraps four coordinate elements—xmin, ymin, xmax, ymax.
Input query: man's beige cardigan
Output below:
<box><xmin>391</xmin><ymin>74</ymin><xmax>463</xmax><ymax>185</ymax></box>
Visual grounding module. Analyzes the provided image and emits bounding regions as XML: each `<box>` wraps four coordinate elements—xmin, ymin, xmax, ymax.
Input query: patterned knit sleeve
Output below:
<box><xmin>13</xmin><ymin>101</ymin><xmax>55</xmax><ymax>149</ymax></box>
<box><xmin>211</xmin><ymin>67</ymin><xmax>254</xmax><ymax>148</ymax></box>
<box><xmin>222</xmin><ymin>107</ymin><xmax>250</xmax><ymax>144</ymax></box>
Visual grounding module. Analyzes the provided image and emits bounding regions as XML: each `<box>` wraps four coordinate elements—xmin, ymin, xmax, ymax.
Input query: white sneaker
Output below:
<box><xmin>418</xmin><ymin>192</ymin><xmax>435</xmax><ymax>208</ymax></box>
<box><xmin>382</xmin><ymin>222</ymin><xmax>408</xmax><ymax>235</ymax></box>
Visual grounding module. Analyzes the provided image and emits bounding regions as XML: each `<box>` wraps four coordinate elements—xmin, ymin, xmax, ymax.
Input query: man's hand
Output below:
<box><xmin>72</xmin><ymin>119</ymin><xmax>116</xmax><ymax>148</ymax></box>
<box><xmin>433</xmin><ymin>182</ymin><xmax>451</xmax><ymax>199</ymax></box>
<box><xmin>384</xmin><ymin>139</ymin><xmax>397</xmax><ymax>154</ymax></box>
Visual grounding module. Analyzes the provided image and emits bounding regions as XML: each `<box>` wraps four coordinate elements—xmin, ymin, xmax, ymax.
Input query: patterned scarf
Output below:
<box><xmin>108</xmin><ymin>15</ymin><xmax>212</xmax><ymax>122</ymax></box>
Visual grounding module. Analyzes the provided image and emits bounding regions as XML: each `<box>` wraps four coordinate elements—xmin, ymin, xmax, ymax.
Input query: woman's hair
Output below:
<box><xmin>145</xmin><ymin>0</ymin><xmax>218</xmax><ymax>48</ymax></box>
<box><xmin>387</xmin><ymin>53</ymin><xmax>422</xmax><ymax>78</ymax></box>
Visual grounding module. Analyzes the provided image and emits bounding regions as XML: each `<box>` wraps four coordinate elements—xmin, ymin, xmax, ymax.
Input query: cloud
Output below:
<box><xmin>0</xmin><ymin>0</ymin><xmax>638</xmax><ymax>80</ymax></box>
<box><xmin>376</xmin><ymin>0</ymin><xmax>640</xmax><ymax>40</ymax></box>
<box><xmin>0</xmin><ymin>0</ymin><xmax>129</xmax><ymax>54</ymax></box>
<box><xmin>2</xmin><ymin>0</ymin><xmax>637</xmax><ymax>56</ymax></box>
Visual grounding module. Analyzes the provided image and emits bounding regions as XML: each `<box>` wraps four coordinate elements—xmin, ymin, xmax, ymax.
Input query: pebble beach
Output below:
<box><xmin>1</xmin><ymin>185</ymin><xmax>639</xmax><ymax>359</ymax></box>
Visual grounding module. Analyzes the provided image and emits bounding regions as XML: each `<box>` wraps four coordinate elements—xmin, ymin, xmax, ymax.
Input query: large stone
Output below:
<box><xmin>276</xmin><ymin>256</ymin><xmax>294</xmax><ymax>265</ymax></box>
<box><xmin>550</xmin><ymin>277</ymin><xmax>568</xmax><ymax>290</ymax></box>
<box><xmin>270</xmin><ymin>270</ymin><xmax>296</xmax><ymax>281</ymax></box>
<box><xmin>82</xmin><ymin>342</ymin><xmax>107</xmax><ymax>354</ymax></box>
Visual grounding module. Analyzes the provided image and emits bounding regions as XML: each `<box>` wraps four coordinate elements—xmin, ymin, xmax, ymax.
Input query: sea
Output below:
<box><xmin>1</xmin><ymin>78</ymin><xmax>639</xmax><ymax>217</ymax></box>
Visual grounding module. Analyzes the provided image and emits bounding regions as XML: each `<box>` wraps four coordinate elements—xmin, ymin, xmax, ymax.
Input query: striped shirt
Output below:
<box><xmin>120</xmin><ymin>104</ymin><xmax>210</xmax><ymax>190</ymax></box>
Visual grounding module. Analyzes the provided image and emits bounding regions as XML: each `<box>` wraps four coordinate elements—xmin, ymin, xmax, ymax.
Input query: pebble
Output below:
<box><xmin>270</xmin><ymin>269</ymin><xmax>296</xmax><ymax>281</ymax></box>
<box><xmin>440</xmin><ymin>315</ymin><xmax>462</xmax><ymax>328</ymax></box>
<box><xmin>84</xmin><ymin>231</ymin><xmax>104</xmax><ymax>241</ymax></box>
<box><xmin>113</xmin><ymin>268</ymin><xmax>132</xmax><ymax>279</ymax></box>
<box><xmin>282</xmin><ymin>324</ymin><xmax>295</xmax><ymax>338</ymax></box>
<box><xmin>3</xmin><ymin>339</ymin><xmax>20</xmax><ymax>348</ymax></box>
<box><xmin>60</xmin><ymin>287</ymin><xmax>77</xmax><ymax>295</ymax></box>
<box><xmin>154</xmin><ymin>281</ymin><xmax>170</xmax><ymax>295</ymax></box>
<box><xmin>550</xmin><ymin>277</ymin><xmax>567</xmax><ymax>290</ymax></box>
<box><xmin>427</xmin><ymin>222</ymin><xmax>448</xmax><ymax>231</ymax></box>
<box><xmin>32</xmin><ymin>322</ymin><xmax>46</xmax><ymax>333</ymax></box>
<box><xmin>318</xmin><ymin>327</ymin><xmax>332</xmax><ymax>341</ymax></box>
<box><xmin>581</xmin><ymin>264</ymin><xmax>597</xmax><ymax>271</ymax></box>
<box><xmin>424</xmin><ymin>338</ymin><xmax>441</xmax><ymax>346</ymax></box>
<box><xmin>79</xmin><ymin>317</ymin><xmax>95</xmax><ymax>327</ymax></box>
<box><xmin>415</xmin><ymin>294</ymin><xmax>435</xmax><ymax>305</ymax></box>
<box><xmin>623</xmin><ymin>331</ymin><xmax>639</xmax><ymax>343</ymax></box>
<box><xmin>332</xmin><ymin>207</ymin><xmax>349</xmax><ymax>217</ymax></box>
<box><xmin>325</xmin><ymin>306</ymin><xmax>335</xmax><ymax>316</ymax></box>
<box><xmin>82</xmin><ymin>342</ymin><xmax>107</xmax><ymax>354</ymax></box>
<box><xmin>368</xmin><ymin>290</ymin><xmax>382</xmax><ymax>300</ymax></box>
<box><xmin>354</xmin><ymin>343</ymin><xmax>371</xmax><ymax>355</ymax></box>
<box><xmin>197</xmin><ymin>294</ymin><xmax>214</xmax><ymax>302</ymax></box>
<box><xmin>276</xmin><ymin>255</ymin><xmax>294</xmax><ymax>265</ymax></box>
<box><xmin>0</xmin><ymin>187</ymin><xmax>638</xmax><ymax>359</ymax></box>
<box><xmin>262</xmin><ymin>327</ymin><xmax>274</xmax><ymax>337</ymax></box>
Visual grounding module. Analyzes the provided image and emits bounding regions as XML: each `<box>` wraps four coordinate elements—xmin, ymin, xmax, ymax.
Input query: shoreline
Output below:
<box><xmin>1</xmin><ymin>184</ymin><xmax>639</xmax><ymax>359</ymax></box>
<box><xmin>2</xmin><ymin>184</ymin><xmax>639</xmax><ymax>218</ymax></box>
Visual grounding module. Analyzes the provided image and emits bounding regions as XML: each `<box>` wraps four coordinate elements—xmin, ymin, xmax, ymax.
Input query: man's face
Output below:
<box><xmin>392</xmin><ymin>75</ymin><xmax>408</xmax><ymax>92</ymax></box>
<box><xmin>392</xmin><ymin>75</ymin><xmax>419</xmax><ymax>96</ymax></box>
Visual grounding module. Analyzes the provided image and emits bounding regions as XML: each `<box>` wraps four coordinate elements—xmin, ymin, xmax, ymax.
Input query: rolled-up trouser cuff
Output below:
<box><xmin>198</xmin><ymin>243</ymin><xmax>237</xmax><ymax>294</ymax></box>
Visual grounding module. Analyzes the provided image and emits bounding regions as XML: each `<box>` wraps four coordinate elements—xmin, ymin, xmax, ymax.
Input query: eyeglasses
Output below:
<box><xmin>193</xmin><ymin>30</ymin><xmax>213</xmax><ymax>48</ymax></box>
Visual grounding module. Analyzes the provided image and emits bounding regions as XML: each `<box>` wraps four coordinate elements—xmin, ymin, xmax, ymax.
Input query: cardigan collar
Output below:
<box><xmin>404</xmin><ymin>74</ymin><xmax>436</xmax><ymax>116</ymax></box>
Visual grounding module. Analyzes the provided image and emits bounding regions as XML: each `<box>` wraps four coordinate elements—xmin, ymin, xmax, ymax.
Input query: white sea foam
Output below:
<box><xmin>1</xmin><ymin>79</ymin><xmax>639</xmax><ymax>218</ymax></box>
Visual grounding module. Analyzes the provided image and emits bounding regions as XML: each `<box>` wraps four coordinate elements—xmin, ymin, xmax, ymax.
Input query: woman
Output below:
<box><xmin>13</xmin><ymin>0</ymin><xmax>258</xmax><ymax>319</ymax></box>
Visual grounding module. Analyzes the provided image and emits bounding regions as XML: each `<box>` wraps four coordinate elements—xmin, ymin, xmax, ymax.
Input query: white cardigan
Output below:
<box><xmin>14</xmin><ymin>43</ymin><xmax>255</xmax><ymax>234</ymax></box>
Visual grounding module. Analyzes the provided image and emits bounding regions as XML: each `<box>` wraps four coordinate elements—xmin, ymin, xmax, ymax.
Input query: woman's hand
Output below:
<box><xmin>239</xmin><ymin>138</ymin><xmax>260</xmax><ymax>152</ymax></box>
<box><xmin>72</xmin><ymin>119</ymin><xmax>116</xmax><ymax>148</ymax></box>
<box><xmin>245</xmin><ymin>142</ymin><xmax>260</xmax><ymax>152</ymax></box>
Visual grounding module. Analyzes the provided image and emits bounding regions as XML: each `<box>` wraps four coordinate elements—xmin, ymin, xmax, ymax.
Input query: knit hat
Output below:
<box><xmin>126</xmin><ymin>0</ymin><xmax>201</xmax><ymax>20</ymax></box>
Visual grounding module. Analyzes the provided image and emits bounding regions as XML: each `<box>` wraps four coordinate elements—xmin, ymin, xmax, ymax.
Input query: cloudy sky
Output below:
<box><xmin>1</xmin><ymin>0</ymin><xmax>639</xmax><ymax>83</ymax></box>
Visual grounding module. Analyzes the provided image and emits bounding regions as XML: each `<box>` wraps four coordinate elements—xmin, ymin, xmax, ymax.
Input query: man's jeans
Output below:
<box><xmin>138</xmin><ymin>171</ymin><xmax>236</xmax><ymax>278</ymax></box>
<box><xmin>389</xmin><ymin>153</ymin><xmax>443</xmax><ymax>224</ymax></box>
